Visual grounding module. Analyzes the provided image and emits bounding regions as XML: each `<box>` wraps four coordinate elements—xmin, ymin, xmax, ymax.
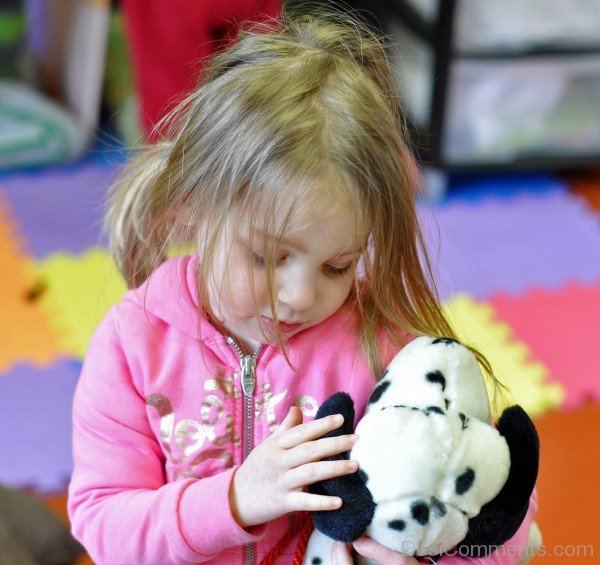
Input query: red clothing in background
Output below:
<box><xmin>122</xmin><ymin>0</ymin><xmax>281</xmax><ymax>138</ymax></box>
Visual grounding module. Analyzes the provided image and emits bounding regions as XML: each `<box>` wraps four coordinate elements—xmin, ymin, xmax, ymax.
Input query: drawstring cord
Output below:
<box><xmin>259</xmin><ymin>511</ymin><xmax>313</xmax><ymax>565</ymax></box>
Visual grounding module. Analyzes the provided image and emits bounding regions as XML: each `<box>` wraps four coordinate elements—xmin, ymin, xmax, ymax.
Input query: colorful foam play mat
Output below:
<box><xmin>1</xmin><ymin>152</ymin><xmax>599</xmax><ymax>562</ymax></box>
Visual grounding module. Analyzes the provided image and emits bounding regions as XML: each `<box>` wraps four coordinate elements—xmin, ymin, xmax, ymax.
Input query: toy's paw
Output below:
<box><xmin>457</xmin><ymin>405</ymin><xmax>539</xmax><ymax>556</ymax></box>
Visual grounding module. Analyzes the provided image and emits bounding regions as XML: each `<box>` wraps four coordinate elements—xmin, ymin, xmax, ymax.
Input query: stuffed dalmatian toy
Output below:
<box><xmin>303</xmin><ymin>337</ymin><xmax>539</xmax><ymax>563</ymax></box>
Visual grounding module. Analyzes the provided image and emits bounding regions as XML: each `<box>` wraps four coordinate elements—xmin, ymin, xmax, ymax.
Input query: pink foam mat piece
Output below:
<box><xmin>418</xmin><ymin>189</ymin><xmax>600</xmax><ymax>300</ymax></box>
<box><xmin>490</xmin><ymin>282</ymin><xmax>600</xmax><ymax>410</ymax></box>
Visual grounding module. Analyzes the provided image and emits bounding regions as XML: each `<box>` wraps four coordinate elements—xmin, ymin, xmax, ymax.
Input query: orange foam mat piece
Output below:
<box><xmin>572</xmin><ymin>184</ymin><xmax>600</xmax><ymax>214</ymax></box>
<box><xmin>491</xmin><ymin>282</ymin><xmax>600</xmax><ymax>410</ymax></box>
<box><xmin>0</xmin><ymin>190</ymin><xmax>62</xmax><ymax>372</ymax></box>
<box><xmin>533</xmin><ymin>402</ymin><xmax>600</xmax><ymax>562</ymax></box>
<box><xmin>563</xmin><ymin>167</ymin><xmax>600</xmax><ymax>213</ymax></box>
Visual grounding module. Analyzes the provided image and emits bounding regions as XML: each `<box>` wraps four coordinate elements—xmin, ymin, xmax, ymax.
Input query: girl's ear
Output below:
<box><xmin>311</xmin><ymin>392</ymin><xmax>356</xmax><ymax>440</ymax></box>
<box><xmin>307</xmin><ymin>392</ymin><xmax>375</xmax><ymax>542</ymax></box>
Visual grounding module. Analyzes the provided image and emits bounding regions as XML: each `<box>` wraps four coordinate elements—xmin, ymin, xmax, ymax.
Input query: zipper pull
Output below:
<box><xmin>241</xmin><ymin>355</ymin><xmax>257</xmax><ymax>397</ymax></box>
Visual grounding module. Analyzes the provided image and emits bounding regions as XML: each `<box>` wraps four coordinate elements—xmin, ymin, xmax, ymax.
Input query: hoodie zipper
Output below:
<box><xmin>226</xmin><ymin>337</ymin><xmax>263</xmax><ymax>565</ymax></box>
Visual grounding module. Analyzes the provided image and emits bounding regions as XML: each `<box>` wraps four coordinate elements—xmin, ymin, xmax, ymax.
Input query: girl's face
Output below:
<box><xmin>205</xmin><ymin>190</ymin><xmax>365</xmax><ymax>353</ymax></box>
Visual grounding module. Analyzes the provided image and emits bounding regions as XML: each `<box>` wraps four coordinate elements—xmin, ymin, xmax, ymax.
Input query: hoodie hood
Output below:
<box><xmin>123</xmin><ymin>253</ymin><xmax>217</xmax><ymax>341</ymax></box>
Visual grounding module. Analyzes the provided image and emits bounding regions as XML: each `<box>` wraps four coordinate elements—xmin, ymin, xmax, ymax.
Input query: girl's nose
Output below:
<box><xmin>277</xmin><ymin>274</ymin><xmax>315</xmax><ymax>313</ymax></box>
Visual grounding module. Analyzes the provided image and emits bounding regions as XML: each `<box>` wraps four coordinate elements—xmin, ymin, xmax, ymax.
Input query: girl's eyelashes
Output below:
<box><xmin>323</xmin><ymin>264</ymin><xmax>353</xmax><ymax>277</ymax></box>
<box><xmin>251</xmin><ymin>250</ymin><xmax>352</xmax><ymax>277</ymax></box>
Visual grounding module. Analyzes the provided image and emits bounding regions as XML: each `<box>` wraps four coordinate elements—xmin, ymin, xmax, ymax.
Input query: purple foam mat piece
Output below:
<box><xmin>419</xmin><ymin>189</ymin><xmax>600</xmax><ymax>301</ymax></box>
<box><xmin>0</xmin><ymin>360</ymin><xmax>81</xmax><ymax>493</ymax></box>
<box><xmin>0</xmin><ymin>162</ymin><xmax>120</xmax><ymax>257</ymax></box>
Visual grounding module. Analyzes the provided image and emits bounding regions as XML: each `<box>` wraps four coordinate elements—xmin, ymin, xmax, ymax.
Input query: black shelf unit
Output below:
<box><xmin>355</xmin><ymin>0</ymin><xmax>600</xmax><ymax>174</ymax></box>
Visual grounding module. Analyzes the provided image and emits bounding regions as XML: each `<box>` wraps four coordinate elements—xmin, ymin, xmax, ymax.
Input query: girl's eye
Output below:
<box><xmin>324</xmin><ymin>264</ymin><xmax>352</xmax><ymax>277</ymax></box>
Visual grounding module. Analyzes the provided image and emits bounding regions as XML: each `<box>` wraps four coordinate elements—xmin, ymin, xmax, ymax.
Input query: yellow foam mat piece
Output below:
<box><xmin>443</xmin><ymin>294</ymin><xmax>565</xmax><ymax>419</ymax></box>
<box><xmin>30</xmin><ymin>248</ymin><xmax>127</xmax><ymax>359</ymax></box>
<box><xmin>0</xmin><ymin>191</ymin><xmax>63</xmax><ymax>372</ymax></box>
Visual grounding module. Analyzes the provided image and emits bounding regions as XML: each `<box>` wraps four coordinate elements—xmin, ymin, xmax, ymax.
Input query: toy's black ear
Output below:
<box><xmin>308</xmin><ymin>392</ymin><xmax>376</xmax><ymax>542</ymax></box>
<box><xmin>313</xmin><ymin>392</ymin><xmax>356</xmax><ymax>444</ymax></box>
<box><xmin>457</xmin><ymin>405</ymin><xmax>539</xmax><ymax>557</ymax></box>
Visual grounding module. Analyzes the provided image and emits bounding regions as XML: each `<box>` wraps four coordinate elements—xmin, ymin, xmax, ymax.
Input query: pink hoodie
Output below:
<box><xmin>68</xmin><ymin>254</ymin><xmax>538</xmax><ymax>564</ymax></box>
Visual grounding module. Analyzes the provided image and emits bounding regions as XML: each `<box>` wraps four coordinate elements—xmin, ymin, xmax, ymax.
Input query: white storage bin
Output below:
<box><xmin>387</xmin><ymin>17</ymin><xmax>434</xmax><ymax>127</ymax></box>
<box><xmin>405</xmin><ymin>0</ymin><xmax>600</xmax><ymax>52</ymax></box>
<box><xmin>443</xmin><ymin>56</ymin><xmax>600</xmax><ymax>164</ymax></box>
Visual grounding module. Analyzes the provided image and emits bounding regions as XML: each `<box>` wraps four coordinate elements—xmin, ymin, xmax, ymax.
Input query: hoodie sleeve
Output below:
<box><xmin>435</xmin><ymin>490</ymin><xmax>539</xmax><ymax>564</ymax></box>
<box><xmin>68</xmin><ymin>307</ymin><xmax>268</xmax><ymax>564</ymax></box>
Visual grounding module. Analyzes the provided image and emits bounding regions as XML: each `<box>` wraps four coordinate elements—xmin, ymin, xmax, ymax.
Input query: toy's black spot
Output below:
<box><xmin>456</xmin><ymin>467</ymin><xmax>476</xmax><ymax>495</ymax></box>
<box><xmin>431</xmin><ymin>497</ymin><xmax>447</xmax><ymax>517</ymax></box>
<box><xmin>445</xmin><ymin>399</ymin><xmax>451</xmax><ymax>410</ymax></box>
<box><xmin>380</xmin><ymin>369</ymin><xmax>389</xmax><ymax>380</ymax></box>
<box><xmin>368</xmin><ymin>380</ymin><xmax>390</xmax><ymax>404</ymax></box>
<box><xmin>426</xmin><ymin>370</ymin><xmax>446</xmax><ymax>391</ymax></box>
<box><xmin>426</xmin><ymin>406</ymin><xmax>444</xmax><ymax>415</ymax></box>
<box><xmin>358</xmin><ymin>469</ymin><xmax>369</xmax><ymax>484</ymax></box>
<box><xmin>312</xmin><ymin>558</ymin><xmax>322</xmax><ymax>565</ymax></box>
<box><xmin>459</xmin><ymin>413</ymin><xmax>469</xmax><ymax>430</ymax></box>
<box><xmin>388</xmin><ymin>519</ymin><xmax>406</xmax><ymax>531</ymax></box>
<box><xmin>432</xmin><ymin>338</ymin><xmax>459</xmax><ymax>346</ymax></box>
<box><xmin>411</xmin><ymin>501</ymin><xmax>429</xmax><ymax>525</ymax></box>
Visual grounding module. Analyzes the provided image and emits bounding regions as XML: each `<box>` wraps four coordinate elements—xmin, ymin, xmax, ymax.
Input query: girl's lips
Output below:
<box><xmin>260</xmin><ymin>316</ymin><xmax>304</xmax><ymax>334</ymax></box>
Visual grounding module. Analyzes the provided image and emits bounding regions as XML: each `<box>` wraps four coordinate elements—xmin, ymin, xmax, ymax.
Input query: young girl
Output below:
<box><xmin>68</xmin><ymin>11</ymin><xmax>538</xmax><ymax>565</ymax></box>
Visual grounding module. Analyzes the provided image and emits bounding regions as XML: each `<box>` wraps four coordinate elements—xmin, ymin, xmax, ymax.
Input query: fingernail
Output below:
<box><xmin>332</xmin><ymin>541</ymin><xmax>345</xmax><ymax>558</ymax></box>
<box><xmin>331</xmin><ymin>541</ymin><xmax>341</xmax><ymax>564</ymax></box>
<box><xmin>333</xmin><ymin>414</ymin><xmax>343</xmax><ymax>424</ymax></box>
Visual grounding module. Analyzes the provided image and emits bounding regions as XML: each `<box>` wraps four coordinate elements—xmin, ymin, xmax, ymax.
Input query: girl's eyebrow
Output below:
<box><xmin>331</xmin><ymin>249</ymin><xmax>358</xmax><ymax>260</ymax></box>
<box><xmin>253</xmin><ymin>229</ymin><xmax>307</xmax><ymax>253</ymax></box>
<box><xmin>248</xmin><ymin>231</ymin><xmax>360</xmax><ymax>260</ymax></box>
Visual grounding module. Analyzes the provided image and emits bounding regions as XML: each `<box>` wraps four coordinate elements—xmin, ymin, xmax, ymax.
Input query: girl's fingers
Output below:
<box><xmin>332</xmin><ymin>541</ymin><xmax>353</xmax><ymax>565</ymax></box>
<box><xmin>285</xmin><ymin>491</ymin><xmax>344</xmax><ymax>513</ymax></box>
<box><xmin>353</xmin><ymin>536</ymin><xmax>420</xmax><ymax>564</ymax></box>
<box><xmin>282</xmin><ymin>434</ymin><xmax>359</xmax><ymax>468</ymax></box>
<box><xmin>278</xmin><ymin>413</ymin><xmax>346</xmax><ymax>449</ymax></box>
<box><xmin>285</xmin><ymin>459</ymin><xmax>358</xmax><ymax>489</ymax></box>
<box><xmin>271</xmin><ymin>406</ymin><xmax>303</xmax><ymax>437</ymax></box>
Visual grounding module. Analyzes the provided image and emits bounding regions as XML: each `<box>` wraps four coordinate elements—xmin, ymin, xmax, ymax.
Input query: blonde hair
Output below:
<box><xmin>106</xmin><ymin>10</ymin><xmax>499</xmax><ymax>396</ymax></box>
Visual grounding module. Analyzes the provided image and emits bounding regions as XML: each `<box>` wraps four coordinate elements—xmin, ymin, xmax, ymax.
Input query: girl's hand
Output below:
<box><xmin>229</xmin><ymin>405</ymin><xmax>359</xmax><ymax>528</ymax></box>
<box><xmin>332</xmin><ymin>537</ymin><xmax>421</xmax><ymax>564</ymax></box>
